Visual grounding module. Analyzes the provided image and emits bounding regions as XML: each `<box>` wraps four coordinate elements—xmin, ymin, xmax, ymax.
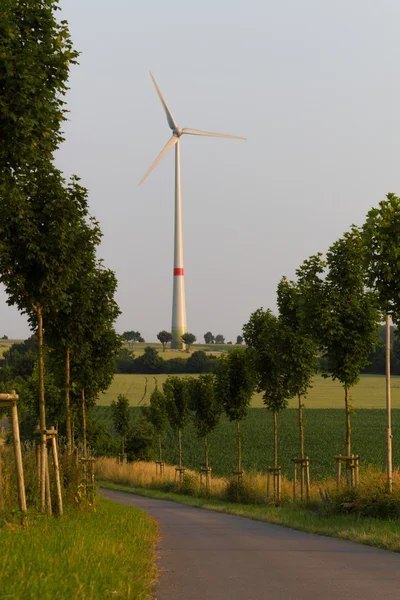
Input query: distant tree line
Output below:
<box><xmin>115</xmin><ymin>346</ymin><xmax>218</xmax><ymax>375</ymax></box>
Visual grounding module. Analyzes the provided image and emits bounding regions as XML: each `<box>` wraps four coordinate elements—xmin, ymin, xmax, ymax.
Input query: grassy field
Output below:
<box><xmin>93</xmin><ymin>406</ymin><xmax>400</xmax><ymax>480</ymax></box>
<box><xmin>99</xmin><ymin>373</ymin><xmax>400</xmax><ymax>408</ymax></box>
<box><xmin>0</xmin><ymin>496</ymin><xmax>157</xmax><ymax>600</ymax></box>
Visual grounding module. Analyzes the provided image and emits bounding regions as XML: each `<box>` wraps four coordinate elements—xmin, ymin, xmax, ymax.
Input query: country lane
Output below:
<box><xmin>100</xmin><ymin>488</ymin><xmax>400</xmax><ymax>600</ymax></box>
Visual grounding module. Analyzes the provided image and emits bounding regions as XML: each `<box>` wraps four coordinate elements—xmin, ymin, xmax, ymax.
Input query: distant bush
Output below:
<box><xmin>115</xmin><ymin>347</ymin><xmax>218</xmax><ymax>374</ymax></box>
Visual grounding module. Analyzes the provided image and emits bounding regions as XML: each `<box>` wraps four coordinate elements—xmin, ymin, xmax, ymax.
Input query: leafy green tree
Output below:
<box><xmin>185</xmin><ymin>350</ymin><xmax>207</xmax><ymax>373</ymax></box>
<box><xmin>148</xmin><ymin>386</ymin><xmax>168</xmax><ymax>461</ymax></box>
<box><xmin>44</xmin><ymin>210</ymin><xmax>101</xmax><ymax>453</ymax></box>
<box><xmin>215</xmin><ymin>334</ymin><xmax>225</xmax><ymax>344</ymax></box>
<box><xmin>189</xmin><ymin>374</ymin><xmax>221</xmax><ymax>469</ymax></box>
<box><xmin>301</xmin><ymin>230</ymin><xmax>380</xmax><ymax>464</ymax></box>
<box><xmin>157</xmin><ymin>330</ymin><xmax>172</xmax><ymax>352</ymax></box>
<box><xmin>277</xmin><ymin>277</ymin><xmax>318</xmax><ymax>459</ymax></box>
<box><xmin>243</xmin><ymin>310</ymin><xmax>295</xmax><ymax>469</ymax></box>
<box><xmin>362</xmin><ymin>194</ymin><xmax>400</xmax><ymax>491</ymax></box>
<box><xmin>163</xmin><ymin>376</ymin><xmax>191</xmax><ymax>470</ymax></box>
<box><xmin>204</xmin><ymin>331</ymin><xmax>215</xmax><ymax>344</ymax></box>
<box><xmin>236</xmin><ymin>335</ymin><xmax>243</xmax><ymax>345</ymax></box>
<box><xmin>181</xmin><ymin>332</ymin><xmax>196</xmax><ymax>352</ymax></box>
<box><xmin>0</xmin><ymin>166</ymin><xmax>100</xmax><ymax>508</ymax></box>
<box><xmin>111</xmin><ymin>394</ymin><xmax>131</xmax><ymax>454</ymax></box>
<box><xmin>214</xmin><ymin>349</ymin><xmax>255</xmax><ymax>473</ymax></box>
<box><xmin>68</xmin><ymin>266</ymin><xmax>121</xmax><ymax>455</ymax></box>
<box><xmin>135</xmin><ymin>346</ymin><xmax>164</xmax><ymax>374</ymax></box>
<box><xmin>122</xmin><ymin>331</ymin><xmax>143</xmax><ymax>345</ymax></box>
<box><xmin>0</xmin><ymin>0</ymin><xmax>78</xmax><ymax>171</ymax></box>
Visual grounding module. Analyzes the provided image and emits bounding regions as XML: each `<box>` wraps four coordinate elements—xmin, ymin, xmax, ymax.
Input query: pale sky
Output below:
<box><xmin>1</xmin><ymin>0</ymin><xmax>400</xmax><ymax>342</ymax></box>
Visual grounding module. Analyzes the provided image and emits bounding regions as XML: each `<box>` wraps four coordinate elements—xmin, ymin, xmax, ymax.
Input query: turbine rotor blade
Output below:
<box><xmin>149</xmin><ymin>72</ymin><xmax>177</xmax><ymax>130</ymax></box>
<box><xmin>138</xmin><ymin>136</ymin><xmax>178</xmax><ymax>186</ymax></box>
<box><xmin>182</xmin><ymin>128</ymin><xmax>246</xmax><ymax>140</ymax></box>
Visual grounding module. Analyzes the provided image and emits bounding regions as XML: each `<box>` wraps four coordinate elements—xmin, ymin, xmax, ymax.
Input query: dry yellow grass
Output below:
<box><xmin>96</xmin><ymin>457</ymin><xmax>334</xmax><ymax>503</ymax></box>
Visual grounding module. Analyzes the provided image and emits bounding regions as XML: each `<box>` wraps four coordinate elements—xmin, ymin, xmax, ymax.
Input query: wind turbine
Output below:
<box><xmin>139</xmin><ymin>72</ymin><xmax>245</xmax><ymax>350</ymax></box>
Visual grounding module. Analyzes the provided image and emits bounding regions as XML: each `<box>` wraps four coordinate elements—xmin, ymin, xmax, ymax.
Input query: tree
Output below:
<box><xmin>215</xmin><ymin>334</ymin><xmax>225</xmax><ymax>344</ymax></box>
<box><xmin>1</xmin><ymin>335</ymin><xmax>8</xmax><ymax>340</ymax></box>
<box><xmin>181</xmin><ymin>333</ymin><xmax>196</xmax><ymax>352</ymax></box>
<box><xmin>163</xmin><ymin>376</ymin><xmax>191</xmax><ymax>470</ymax></box>
<box><xmin>111</xmin><ymin>394</ymin><xmax>131</xmax><ymax>455</ymax></box>
<box><xmin>362</xmin><ymin>194</ymin><xmax>400</xmax><ymax>492</ymax></box>
<box><xmin>0</xmin><ymin>165</ymin><xmax>101</xmax><ymax>509</ymax></box>
<box><xmin>301</xmin><ymin>230</ymin><xmax>380</xmax><ymax>475</ymax></box>
<box><xmin>236</xmin><ymin>335</ymin><xmax>243</xmax><ymax>345</ymax></box>
<box><xmin>135</xmin><ymin>346</ymin><xmax>164</xmax><ymax>374</ymax></box>
<box><xmin>44</xmin><ymin>209</ymin><xmax>102</xmax><ymax>453</ymax></box>
<box><xmin>189</xmin><ymin>374</ymin><xmax>221</xmax><ymax>470</ymax></box>
<box><xmin>204</xmin><ymin>332</ymin><xmax>215</xmax><ymax>344</ymax></box>
<box><xmin>148</xmin><ymin>386</ymin><xmax>168</xmax><ymax>461</ymax></box>
<box><xmin>277</xmin><ymin>277</ymin><xmax>318</xmax><ymax>460</ymax></box>
<box><xmin>185</xmin><ymin>350</ymin><xmax>207</xmax><ymax>374</ymax></box>
<box><xmin>214</xmin><ymin>349</ymin><xmax>255</xmax><ymax>474</ymax></box>
<box><xmin>243</xmin><ymin>310</ymin><xmax>295</xmax><ymax>470</ymax></box>
<box><xmin>122</xmin><ymin>331</ymin><xmax>143</xmax><ymax>346</ymax></box>
<box><xmin>157</xmin><ymin>330</ymin><xmax>172</xmax><ymax>352</ymax></box>
<box><xmin>0</xmin><ymin>0</ymin><xmax>78</xmax><ymax>172</ymax></box>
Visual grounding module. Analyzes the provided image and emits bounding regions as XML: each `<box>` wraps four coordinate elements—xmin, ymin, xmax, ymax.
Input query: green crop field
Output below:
<box><xmin>99</xmin><ymin>373</ymin><xmax>400</xmax><ymax>409</ymax></box>
<box><xmin>93</xmin><ymin>406</ymin><xmax>400</xmax><ymax>480</ymax></box>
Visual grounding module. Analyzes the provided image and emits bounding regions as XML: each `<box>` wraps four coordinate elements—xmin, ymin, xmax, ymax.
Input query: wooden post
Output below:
<box><xmin>35</xmin><ymin>438</ymin><xmax>40</xmax><ymax>482</ymax></box>
<box><xmin>336</xmin><ymin>454</ymin><xmax>342</xmax><ymax>488</ymax></box>
<box><xmin>45</xmin><ymin>447</ymin><xmax>52</xmax><ymax>516</ymax></box>
<box><xmin>386</xmin><ymin>313</ymin><xmax>393</xmax><ymax>493</ymax></box>
<box><xmin>277</xmin><ymin>468</ymin><xmax>282</xmax><ymax>501</ymax></box>
<box><xmin>306</xmin><ymin>458</ymin><xmax>310</xmax><ymax>502</ymax></box>
<box><xmin>10</xmin><ymin>399</ymin><xmax>27</xmax><ymax>514</ymax></box>
<box><xmin>293</xmin><ymin>463</ymin><xmax>297</xmax><ymax>502</ymax></box>
<box><xmin>81</xmin><ymin>388</ymin><xmax>87</xmax><ymax>459</ymax></box>
<box><xmin>0</xmin><ymin>457</ymin><xmax>3</xmax><ymax>512</ymax></box>
<box><xmin>37</xmin><ymin>307</ymin><xmax>47</xmax><ymax>512</ymax></box>
<box><xmin>355</xmin><ymin>455</ymin><xmax>360</xmax><ymax>487</ymax></box>
<box><xmin>65</xmin><ymin>347</ymin><xmax>72</xmax><ymax>454</ymax></box>
<box><xmin>51</xmin><ymin>430</ymin><xmax>63</xmax><ymax>515</ymax></box>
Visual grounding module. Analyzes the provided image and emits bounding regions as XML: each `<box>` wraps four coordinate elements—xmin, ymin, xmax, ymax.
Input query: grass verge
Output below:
<box><xmin>100</xmin><ymin>481</ymin><xmax>400</xmax><ymax>554</ymax></box>
<box><xmin>0</xmin><ymin>496</ymin><xmax>157</xmax><ymax>600</ymax></box>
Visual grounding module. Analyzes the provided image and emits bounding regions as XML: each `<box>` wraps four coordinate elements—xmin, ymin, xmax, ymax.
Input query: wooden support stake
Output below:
<box><xmin>306</xmin><ymin>458</ymin><xmax>311</xmax><ymax>502</ymax></box>
<box><xmin>293</xmin><ymin>463</ymin><xmax>297</xmax><ymax>502</ymax></box>
<box><xmin>51</xmin><ymin>433</ymin><xmax>63</xmax><ymax>515</ymax></box>
<box><xmin>336</xmin><ymin>454</ymin><xmax>342</xmax><ymax>488</ymax></box>
<box><xmin>0</xmin><ymin>446</ymin><xmax>4</xmax><ymax>511</ymax></box>
<box><xmin>11</xmin><ymin>401</ymin><xmax>27</xmax><ymax>514</ymax></box>
<box><xmin>45</xmin><ymin>447</ymin><xmax>52</xmax><ymax>516</ymax></box>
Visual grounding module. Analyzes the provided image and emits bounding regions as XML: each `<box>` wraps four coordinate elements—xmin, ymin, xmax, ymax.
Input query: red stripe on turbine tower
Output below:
<box><xmin>174</xmin><ymin>268</ymin><xmax>184</xmax><ymax>276</ymax></box>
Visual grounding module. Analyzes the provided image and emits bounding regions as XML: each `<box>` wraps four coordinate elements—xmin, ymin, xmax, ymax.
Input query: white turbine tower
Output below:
<box><xmin>139</xmin><ymin>72</ymin><xmax>245</xmax><ymax>350</ymax></box>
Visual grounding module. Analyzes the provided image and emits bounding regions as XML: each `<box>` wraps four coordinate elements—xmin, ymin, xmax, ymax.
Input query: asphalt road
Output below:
<box><xmin>100</xmin><ymin>488</ymin><xmax>400</xmax><ymax>600</ymax></box>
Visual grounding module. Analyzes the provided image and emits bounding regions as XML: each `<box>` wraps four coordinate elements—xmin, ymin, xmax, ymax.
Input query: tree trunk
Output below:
<box><xmin>345</xmin><ymin>386</ymin><xmax>351</xmax><ymax>457</ymax></box>
<box><xmin>273</xmin><ymin>411</ymin><xmax>278</xmax><ymax>469</ymax></box>
<box><xmin>204</xmin><ymin>435</ymin><xmax>209</xmax><ymax>470</ymax></box>
<box><xmin>81</xmin><ymin>388</ymin><xmax>87</xmax><ymax>458</ymax></box>
<box><xmin>121</xmin><ymin>436</ymin><xmax>125</xmax><ymax>455</ymax></box>
<box><xmin>178</xmin><ymin>428</ymin><xmax>182</xmax><ymax>469</ymax></box>
<box><xmin>386</xmin><ymin>313</ymin><xmax>393</xmax><ymax>492</ymax></box>
<box><xmin>37</xmin><ymin>306</ymin><xmax>47</xmax><ymax>511</ymax></box>
<box><xmin>298</xmin><ymin>394</ymin><xmax>304</xmax><ymax>458</ymax></box>
<box><xmin>159</xmin><ymin>434</ymin><xmax>162</xmax><ymax>462</ymax></box>
<box><xmin>65</xmin><ymin>347</ymin><xmax>72</xmax><ymax>454</ymax></box>
<box><xmin>237</xmin><ymin>421</ymin><xmax>242</xmax><ymax>473</ymax></box>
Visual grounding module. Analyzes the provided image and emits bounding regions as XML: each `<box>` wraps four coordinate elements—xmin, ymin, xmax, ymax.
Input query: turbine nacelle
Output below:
<box><xmin>173</xmin><ymin>127</ymin><xmax>183</xmax><ymax>138</ymax></box>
